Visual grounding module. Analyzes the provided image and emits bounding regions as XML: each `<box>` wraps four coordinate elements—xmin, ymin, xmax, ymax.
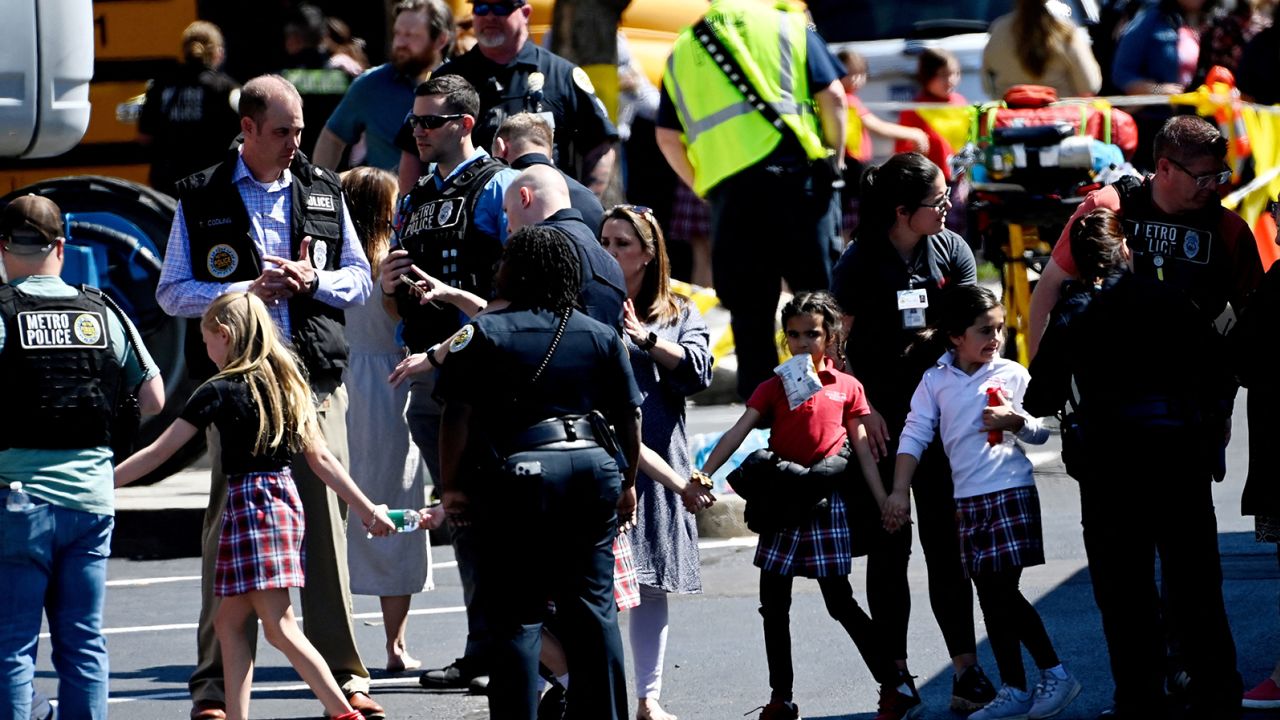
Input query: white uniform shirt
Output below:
<box><xmin>898</xmin><ymin>351</ymin><xmax>1049</xmax><ymax>499</ymax></box>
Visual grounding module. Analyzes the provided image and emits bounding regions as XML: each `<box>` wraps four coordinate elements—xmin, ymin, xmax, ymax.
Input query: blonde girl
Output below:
<box><xmin>116</xmin><ymin>292</ymin><xmax>394</xmax><ymax>720</ymax></box>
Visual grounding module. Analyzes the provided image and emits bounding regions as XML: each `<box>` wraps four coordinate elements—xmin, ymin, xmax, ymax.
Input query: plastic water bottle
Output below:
<box><xmin>388</xmin><ymin>508</ymin><xmax>422</xmax><ymax>533</ymax></box>
<box><xmin>6</xmin><ymin>481</ymin><xmax>31</xmax><ymax>512</ymax></box>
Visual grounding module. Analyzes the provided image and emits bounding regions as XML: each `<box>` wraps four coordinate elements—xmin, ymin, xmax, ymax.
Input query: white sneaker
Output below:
<box><xmin>969</xmin><ymin>686</ymin><xmax>1032</xmax><ymax>720</ymax></box>
<box><xmin>1029</xmin><ymin>668</ymin><xmax>1081</xmax><ymax>719</ymax></box>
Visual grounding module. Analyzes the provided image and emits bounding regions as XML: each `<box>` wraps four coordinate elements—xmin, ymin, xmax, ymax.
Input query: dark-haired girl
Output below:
<box><xmin>830</xmin><ymin>151</ymin><xmax>991</xmax><ymax>711</ymax></box>
<box><xmin>700</xmin><ymin>292</ymin><xmax>920</xmax><ymax>720</ymax></box>
<box><xmin>892</xmin><ymin>286</ymin><xmax>1079</xmax><ymax>720</ymax></box>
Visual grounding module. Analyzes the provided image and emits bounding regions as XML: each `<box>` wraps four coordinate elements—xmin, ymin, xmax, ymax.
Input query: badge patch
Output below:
<box><xmin>18</xmin><ymin>311</ymin><xmax>108</xmax><ymax>349</ymax></box>
<box><xmin>450</xmin><ymin>324</ymin><xmax>475</xmax><ymax>352</ymax></box>
<box><xmin>437</xmin><ymin>201</ymin><xmax>454</xmax><ymax>226</ymax></box>
<box><xmin>73</xmin><ymin>313</ymin><xmax>104</xmax><ymax>346</ymax></box>
<box><xmin>311</xmin><ymin>239</ymin><xmax>328</xmax><ymax>269</ymax></box>
<box><xmin>1183</xmin><ymin>231</ymin><xmax>1200</xmax><ymax>260</ymax></box>
<box><xmin>207</xmin><ymin>244</ymin><xmax>239</xmax><ymax>278</ymax></box>
<box><xmin>306</xmin><ymin>194</ymin><xmax>336</xmax><ymax>212</ymax></box>
<box><xmin>572</xmin><ymin>66</ymin><xmax>596</xmax><ymax>94</ymax></box>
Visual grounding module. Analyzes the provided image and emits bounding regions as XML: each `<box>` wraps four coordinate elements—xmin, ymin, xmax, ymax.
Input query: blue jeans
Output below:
<box><xmin>0</xmin><ymin>493</ymin><xmax>113</xmax><ymax>720</ymax></box>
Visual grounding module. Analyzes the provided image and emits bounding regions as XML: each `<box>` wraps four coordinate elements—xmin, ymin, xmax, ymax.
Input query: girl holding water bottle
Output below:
<box><xmin>115</xmin><ymin>292</ymin><xmax>396</xmax><ymax>720</ymax></box>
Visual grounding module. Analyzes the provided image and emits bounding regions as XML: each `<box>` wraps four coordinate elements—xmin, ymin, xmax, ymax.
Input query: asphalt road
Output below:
<box><xmin>27</xmin><ymin>397</ymin><xmax>1280</xmax><ymax>719</ymax></box>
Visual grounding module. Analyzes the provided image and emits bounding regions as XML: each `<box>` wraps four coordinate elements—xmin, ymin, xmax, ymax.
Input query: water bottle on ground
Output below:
<box><xmin>6</xmin><ymin>481</ymin><xmax>32</xmax><ymax>512</ymax></box>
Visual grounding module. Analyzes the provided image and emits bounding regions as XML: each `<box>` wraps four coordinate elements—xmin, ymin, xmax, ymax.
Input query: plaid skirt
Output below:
<box><xmin>216</xmin><ymin>470</ymin><xmax>307</xmax><ymax>597</ymax></box>
<box><xmin>613</xmin><ymin>533</ymin><xmax>641</xmax><ymax>611</ymax></box>
<box><xmin>754</xmin><ymin>492</ymin><xmax>852</xmax><ymax>578</ymax></box>
<box><xmin>956</xmin><ymin>485</ymin><xmax>1044</xmax><ymax>578</ymax></box>
<box><xmin>668</xmin><ymin>182</ymin><xmax>711</xmax><ymax>241</ymax></box>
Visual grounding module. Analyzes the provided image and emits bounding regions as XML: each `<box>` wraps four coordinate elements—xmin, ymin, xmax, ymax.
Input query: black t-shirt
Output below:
<box><xmin>138</xmin><ymin>63</ymin><xmax>241</xmax><ymax>197</ymax></box>
<box><xmin>180</xmin><ymin>377</ymin><xmax>295</xmax><ymax>475</ymax></box>
<box><xmin>831</xmin><ymin>230</ymin><xmax>976</xmax><ymax>426</ymax></box>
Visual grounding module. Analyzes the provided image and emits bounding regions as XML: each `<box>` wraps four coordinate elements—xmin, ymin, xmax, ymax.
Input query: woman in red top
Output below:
<box><xmin>897</xmin><ymin>48</ymin><xmax>968</xmax><ymax>182</ymax></box>
<box><xmin>699</xmin><ymin>292</ymin><xmax>921</xmax><ymax>720</ymax></box>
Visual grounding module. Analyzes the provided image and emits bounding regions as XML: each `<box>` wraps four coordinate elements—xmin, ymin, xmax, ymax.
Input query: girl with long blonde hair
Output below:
<box><xmin>116</xmin><ymin>292</ymin><xmax>395</xmax><ymax>720</ymax></box>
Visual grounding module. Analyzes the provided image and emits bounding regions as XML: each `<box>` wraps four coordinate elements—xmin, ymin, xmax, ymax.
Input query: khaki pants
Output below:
<box><xmin>188</xmin><ymin>385</ymin><xmax>370</xmax><ymax>704</ymax></box>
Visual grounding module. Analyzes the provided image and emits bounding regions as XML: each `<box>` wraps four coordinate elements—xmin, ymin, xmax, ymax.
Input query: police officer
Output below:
<box><xmin>1026</xmin><ymin>208</ymin><xmax>1243</xmax><ymax>720</ymax></box>
<box><xmin>395</xmin><ymin>0</ymin><xmax>618</xmax><ymax>195</ymax></box>
<box><xmin>1028</xmin><ymin>115</ymin><xmax>1263</xmax><ymax>358</ymax></box>
<box><xmin>155</xmin><ymin>75</ymin><xmax>383</xmax><ymax>720</ymax></box>
<box><xmin>435</xmin><ymin>224</ymin><xmax>641</xmax><ymax>720</ymax></box>
<box><xmin>654</xmin><ymin>0</ymin><xmax>848</xmax><ymax>400</ymax></box>
<box><xmin>494</xmin><ymin>112</ymin><xmax>605</xmax><ymax>232</ymax></box>
<box><xmin>0</xmin><ymin>194</ymin><xmax>164</xmax><ymax>719</ymax></box>
<box><xmin>504</xmin><ymin>164</ymin><xmax>625</xmax><ymax>325</ymax></box>
<box><xmin>377</xmin><ymin>72</ymin><xmax>519</xmax><ymax>694</ymax></box>
<box><xmin>279</xmin><ymin>4</ymin><xmax>358</xmax><ymax>157</ymax></box>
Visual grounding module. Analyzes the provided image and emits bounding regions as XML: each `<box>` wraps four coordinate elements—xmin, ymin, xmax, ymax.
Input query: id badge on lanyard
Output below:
<box><xmin>898</xmin><ymin>288</ymin><xmax>928</xmax><ymax>329</ymax></box>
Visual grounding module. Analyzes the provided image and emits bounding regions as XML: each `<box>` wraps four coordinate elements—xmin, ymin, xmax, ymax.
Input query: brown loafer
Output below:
<box><xmin>347</xmin><ymin>691</ymin><xmax>387</xmax><ymax>720</ymax></box>
<box><xmin>190</xmin><ymin>700</ymin><xmax>227</xmax><ymax>720</ymax></box>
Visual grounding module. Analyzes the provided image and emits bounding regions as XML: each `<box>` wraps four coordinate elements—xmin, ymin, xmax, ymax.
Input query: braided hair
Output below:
<box><xmin>497</xmin><ymin>225</ymin><xmax>582</xmax><ymax>313</ymax></box>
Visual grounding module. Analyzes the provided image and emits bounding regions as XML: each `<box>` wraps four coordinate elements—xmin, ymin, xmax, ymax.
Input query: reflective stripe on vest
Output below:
<box><xmin>664</xmin><ymin>0</ymin><xmax>826</xmax><ymax>196</ymax></box>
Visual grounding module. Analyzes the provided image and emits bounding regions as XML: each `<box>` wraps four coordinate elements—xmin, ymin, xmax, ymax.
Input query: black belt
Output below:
<box><xmin>507</xmin><ymin>417</ymin><xmax>600</xmax><ymax>453</ymax></box>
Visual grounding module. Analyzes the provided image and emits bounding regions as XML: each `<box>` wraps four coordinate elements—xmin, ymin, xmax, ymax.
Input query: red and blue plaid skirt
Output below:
<box><xmin>956</xmin><ymin>485</ymin><xmax>1044</xmax><ymax>578</ymax></box>
<box><xmin>613</xmin><ymin>533</ymin><xmax>641</xmax><ymax>611</ymax></box>
<box><xmin>216</xmin><ymin>470</ymin><xmax>307</xmax><ymax>596</ymax></box>
<box><xmin>754</xmin><ymin>492</ymin><xmax>852</xmax><ymax>578</ymax></box>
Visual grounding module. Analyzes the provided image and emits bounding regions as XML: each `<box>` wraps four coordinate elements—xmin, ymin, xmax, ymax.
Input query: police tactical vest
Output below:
<box><xmin>0</xmin><ymin>285</ymin><xmax>123</xmax><ymax>450</ymax></box>
<box><xmin>664</xmin><ymin>0</ymin><xmax>827</xmax><ymax>196</ymax></box>
<box><xmin>176</xmin><ymin>149</ymin><xmax>349</xmax><ymax>385</ymax></box>
<box><xmin>394</xmin><ymin>155</ymin><xmax>506</xmax><ymax>352</ymax></box>
<box><xmin>1114</xmin><ymin>176</ymin><xmax>1232</xmax><ymax>320</ymax></box>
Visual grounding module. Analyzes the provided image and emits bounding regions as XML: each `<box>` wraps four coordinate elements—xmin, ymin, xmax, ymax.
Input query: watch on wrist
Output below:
<box><xmin>307</xmin><ymin>274</ymin><xmax>321</xmax><ymax>294</ymax></box>
<box><xmin>639</xmin><ymin>331</ymin><xmax>658</xmax><ymax>351</ymax></box>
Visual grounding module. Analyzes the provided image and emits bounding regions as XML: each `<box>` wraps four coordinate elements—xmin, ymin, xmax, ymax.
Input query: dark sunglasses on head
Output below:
<box><xmin>406</xmin><ymin>112</ymin><xmax>466</xmax><ymax>130</ymax></box>
<box><xmin>472</xmin><ymin>1</ymin><xmax>524</xmax><ymax>16</ymax></box>
<box><xmin>610</xmin><ymin>203</ymin><xmax>655</xmax><ymax>217</ymax></box>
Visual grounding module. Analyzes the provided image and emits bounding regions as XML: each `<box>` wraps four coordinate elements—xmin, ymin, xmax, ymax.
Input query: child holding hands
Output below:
<box><xmin>116</xmin><ymin>292</ymin><xmax>396</xmax><ymax>720</ymax></box>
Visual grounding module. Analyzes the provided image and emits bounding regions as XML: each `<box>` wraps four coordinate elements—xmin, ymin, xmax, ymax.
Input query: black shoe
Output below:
<box><xmin>419</xmin><ymin>657</ymin><xmax>482</xmax><ymax>690</ymax></box>
<box><xmin>537</xmin><ymin>682</ymin><xmax>566</xmax><ymax>720</ymax></box>
<box><xmin>952</xmin><ymin>664</ymin><xmax>997</xmax><ymax>712</ymax></box>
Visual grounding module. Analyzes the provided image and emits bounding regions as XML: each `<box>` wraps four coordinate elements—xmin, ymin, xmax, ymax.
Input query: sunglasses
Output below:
<box><xmin>406</xmin><ymin>112</ymin><xmax>466</xmax><ymax>130</ymax></box>
<box><xmin>610</xmin><ymin>204</ymin><xmax>655</xmax><ymax>217</ymax></box>
<box><xmin>472</xmin><ymin>1</ymin><xmax>524</xmax><ymax>16</ymax></box>
<box><xmin>1167</xmin><ymin>157</ymin><xmax>1232</xmax><ymax>190</ymax></box>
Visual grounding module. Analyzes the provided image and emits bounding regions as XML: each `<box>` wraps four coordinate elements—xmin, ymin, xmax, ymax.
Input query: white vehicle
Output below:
<box><xmin>0</xmin><ymin>0</ymin><xmax>93</xmax><ymax>159</ymax></box>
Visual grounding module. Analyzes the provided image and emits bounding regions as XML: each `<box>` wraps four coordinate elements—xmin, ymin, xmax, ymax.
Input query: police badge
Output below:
<box><xmin>1183</xmin><ymin>231</ymin><xmax>1200</xmax><ymax>260</ymax></box>
<box><xmin>437</xmin><ymin>201</ymin><xmax>454</xmax><ymax>226</ymax></box>
<box><xmin>207</xmin><ymin>244</ymin><xmax>239</xmax><ymax>278</ymax></box>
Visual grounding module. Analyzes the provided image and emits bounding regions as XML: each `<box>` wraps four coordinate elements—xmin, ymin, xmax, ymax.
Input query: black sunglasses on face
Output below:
<box><xmin>472</xmin><ymin>1</ymin><xmax>524</xmax><ymax>16</ymax></box>
<box><xmin>406</xmin><ymin>113</ymin><xmax>466</xmax><ymax>130</ymax></box>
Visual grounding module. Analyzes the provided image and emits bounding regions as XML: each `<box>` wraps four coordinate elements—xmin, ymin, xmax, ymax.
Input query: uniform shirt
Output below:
<box><xmin>0</xmin><ymin>275</ymin><xmax>158</xmax><ymax>516</ymax></box>
<box><xmin>656</xmin><ymin>28</ymin><xmax>842</xmax><ymax>166</ymax></box>
<box><xmin>746</xmin><ymin>356</ymin><xmax>869</xmax><ymax>466</ymax></box>
<box><xmin>433</xmin><ymin>42</ymin><xmax>618</xmax><ymax>179</ymax></box>
<box><xmin>899</xmin><ymin>352</ymin><xmax>1048</xmax><ymax>499</ymax></box>
<box><xmin>510</xmin><ymin>152</ymin><xmax>605</xmax><ymax>232</ymax></box>
<box><xmin>324</xmin><ymin>63</ymin><xmax>418</xmax><ymax>171</ymax></box>
<box><xmin>1048</xmin><ymin>182</ymin><xmax>1262</xmax><ymax>321</ymax></box>
<box><xmin>436</xmin><ymin>307</ymin><xmax>642</xmax><ymax>435</ymax></box>
<box><xmin>157</xmin><ymin>151</ymin><xmax>372</xmax><ymax>341</ymax></box>
<box><xmin>539</xmin><ymin>208</ymin><xmax>626</xmax><ymax>326</ymax></box>
<box><xmin>179</xmin><ymin>377</ymin><xmax>294</xmax><ymax>476</ymax></box>
<box><xmin>831</xmin><ymin>230</ymin><xmax>976</xmax><ymax>426</ymax></box>
<box><xmin>137</xmin><ymin>62</ymin><xmax>241</xmax><ymax>195</ymax></box>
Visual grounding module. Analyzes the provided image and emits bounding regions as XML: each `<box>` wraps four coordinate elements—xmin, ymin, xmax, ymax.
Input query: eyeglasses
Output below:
<box><xmin>472</xmin><ymin>1</ymin><xmax>524</xmax><ymax>16</ymax></box>
<box><xmin>1167</xmin><ymin>157</ymin><xmax>1232</xmax><ymax>189</ymax></box>
<box><xmin>915</xmin><ymin>191</ymin><xmax>951</xmax><ymax>213</ymax></box>
<box><xmin>406</xmin><ymin>112</ymin><xmax>466</xmax><ymax>130</ymax></box>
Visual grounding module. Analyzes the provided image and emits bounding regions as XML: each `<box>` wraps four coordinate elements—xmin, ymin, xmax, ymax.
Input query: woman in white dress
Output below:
<box><xmin>340</xmin><ymin>167</ymin><xmax>433</xmax><ymax>672</ymax></box>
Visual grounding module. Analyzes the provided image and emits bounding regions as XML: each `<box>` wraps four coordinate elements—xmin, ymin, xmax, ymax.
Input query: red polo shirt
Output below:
<box><xmin>747</xmin><ymin>356</ymin><xmax>871</xmax><ymax>465</ymax></box>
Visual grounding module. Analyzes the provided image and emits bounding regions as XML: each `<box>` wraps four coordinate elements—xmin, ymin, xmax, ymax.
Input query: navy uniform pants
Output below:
<box><xmin>474</xmin><ymin>444</ymin><xmax>628</xmax><ymax>720</ymax></box>
<box><xmin>708</xmin><ymin>160</ymin><xmax>840</xmax><ymax>400</ymax></box>
<box><xmin>1079</xmin><ymin>427</ymin><xmax>1241</xmax><ymax>719</ymax></box>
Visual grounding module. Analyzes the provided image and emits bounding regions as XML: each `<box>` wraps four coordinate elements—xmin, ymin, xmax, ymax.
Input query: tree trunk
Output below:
<box><xmin>550</xmin><ymin>0</ymin><xmax>631</xmax><ymax>67</ymax></box>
